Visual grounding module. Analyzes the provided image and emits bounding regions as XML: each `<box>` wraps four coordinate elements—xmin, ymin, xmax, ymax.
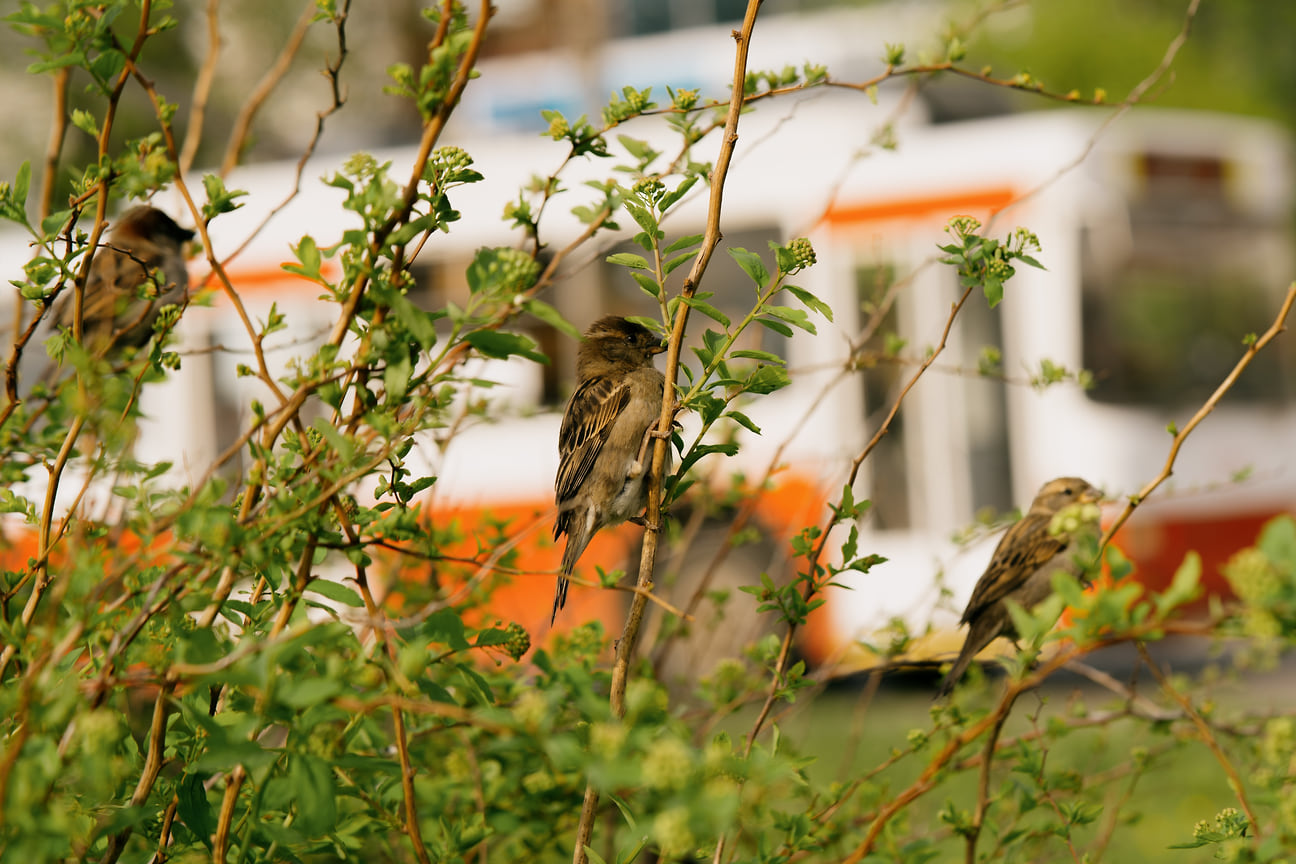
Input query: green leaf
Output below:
<box><xmin>277</xmin><ymin>676</ymin><xmax>343</xmax><ymax>709</ymax></box>
<box><xmin>682</xmin><ymin>295</ymin><xmax>730</xmax><ymax>328</ymax></box>
<box><xmin>728</xmin><ymin>247</ymin><xmax>769</xmax><ymax>286</ymax></box>
<box><xmin>617</xmin><ymin>135</ymin><xmax>658</xmax><ymax>162</ymax></box>
<box><xmin>69</xmin><ymin>108</ymin><xmax>97</xmax><ymax>138</ymax></box>
<box><xmin>305</xmin><ymin>579</ymin><xmax>364</xmax><ymax>608</ymax></box>
<box><xmin>763</xmin><ymin>305</ymin><xmax>817</xmax><ymax>335</ymax></box>
<box><xmin>465</xmin><ymin>329</ymin><xmax>548</xmax><ymax>364</ymax></box>
<box><xmin>745</xmin><ymin>365</ymin><xmax>790</xmax><ymax>395</ymax></box>
<box><xmin>290</xmin><ymin>755</ymin><xmax>338</xmax><ymax>837</ymax></box>
<box><xmin>731</xmin><ymin>349</ymin><xmax>785</xmax><ymax>365</ymax></box>
<box><xmin>783</xmin><ymin>285</ymin><xmax>834</xmax><ymax>322</ymax></box>
<box><xmin>177</xmin><ymin>774</ymin><xmax>215</xmax><ymax>850</ymax></box>
<box><xmin>606</xmin><ymin>252</ymin><xmax>651</xmax><ymax>270</ymax></box>
<box><xmin>458</xmin><ymin>664</ymin><xmax>496</xmax><ymax>703</ymax></box>
<box><xmin>473</xmin><ymin>627</ymin><xmax>512</xmax><ymax>648</ymax></box>
<box><xmin>369</xmin><ymin>282</ymin><xmax>440</xmax><ymax>351</ymax></box>
<box><xmin>630</xmin><ymin>271</ymin><xmax>661</xmax><ymax>299</ymax></box>
<box><xmin>983</xmin><ymin>276</ymin><xmax>1004</xmax><ymax>308</ymax></box>
<box><xmin>12</xmin><ymin>162</ymin><xmax>30</xmax><ymax>210</ymax></box>
<box><xmin>311</xmin><ymin>419</ymin><xmax>354</xmax><ymax>462</ymax></box>
<box><xmin>1156</xmin><ymin>552</ymin><xmax>1201</xmax><ymax>616</ymax></box>
<box><xmin>726</xmin><ymin>410</ymin><xmax>761</xmax><ymax>435</ymax></box>
<box><xmin>40</xmin><ymin>209</ymin><xmax>73</xmax><ymax>237</ymax></box>
<box><xmin>201</xmin><ymin>173</ymin><xmax>248</xmax><ymax>218</ymax></box>
<box><xmin>691</xmin><ymin>392</ymin><xmax>726</xmax><ymax>425</ymax></box>
<box><xmin>383</xmin><ymin>352</ymin><xmax>411</xmax><ymax>400</ymax></box>
<box><xmin>1258</xmin><ymin>515</ymin><xmax>1296</xmax><ymax>572</ymax></box>
<box><xmin>677</xmin><ymin>441</ymin><xmax>739</xmax><ymax>475</ymax></box>
<box><xmin>524</xmin><ymin>298</ymin><xmax>580</xmax><ymax>338</ymax></box>
<box><xmin>622</xmin><ymin>200</ymin><xmax>658</xmax><ymax>237</ymax></box>
<box><xmin>664</xmin><ymin>232</ymin><xmax>704</xmax><ymax>254</ymax></box>
<box><xmin>658</xmin><ymin>175</ymin><xmax>698</xmax><ymax>211</ymax></box>
<box><xmin>422</xmin><ymin>608</ymin><xmax>471</xmax><ymax>651</ymax></box>
<box><xmin>663</xmin><ymin>249</ymin><xmax>699</xmax><ymax>276</ymax></box>
<box><xmin>755</xmin><ymin>316</ymin><xmax>794</xmax><ymax>338</ymax></box>
<box><xmin>282</xmin><ymin>236</ymin><xmax>322</xmax><ymax>282</ymax></box>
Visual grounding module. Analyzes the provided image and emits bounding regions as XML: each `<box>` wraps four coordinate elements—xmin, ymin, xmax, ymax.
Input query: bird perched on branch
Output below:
<box><xmin>552</xmin><ymin>316</ymin><xmax>668</xmax><ymax>623</ymax></box>
<box><xmin>936</xmin><ymin>476</ymin><xmax>1103</xmax><ymax>699</ymax></box>
<box><xmin>54</xmin><ymin>206</ymin><xmax>194</xmax><ymax>355</ymax></box>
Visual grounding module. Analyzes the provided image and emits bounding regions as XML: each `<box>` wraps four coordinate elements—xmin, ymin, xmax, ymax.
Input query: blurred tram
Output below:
<box><xmin>2</xmin><ymin>98</ymin><xmax>1292</xmax><ymax>671</ymax></box>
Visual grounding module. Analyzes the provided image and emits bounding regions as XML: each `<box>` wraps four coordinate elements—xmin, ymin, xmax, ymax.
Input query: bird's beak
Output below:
<box><xmin>1080</xmin><ymin>487</ymin><xmax>1105</xmax><ymax>504</ymax></box>
<box><xmin>649</xmin><ymin>342</ymin><xmax>667</xmax><ymax>356</ymax></box>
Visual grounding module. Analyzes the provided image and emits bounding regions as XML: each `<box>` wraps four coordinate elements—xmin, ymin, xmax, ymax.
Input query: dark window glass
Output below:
<box><xmin>1080</xmin><ymin>162</ymin><xmax>1293</xmax><ymax>408</ymax></box>
<box><xmin>855</xmin><ymin>264</ymin><xmax>909</xmax><ymax>530</ymax></box>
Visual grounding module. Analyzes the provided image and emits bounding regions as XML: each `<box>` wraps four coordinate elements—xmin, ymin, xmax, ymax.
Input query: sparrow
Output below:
<box><xmin>552</xmin><ymin>316</ymin><xmax>667</xmax><ymax>623</ymax></box>
<box><xmin>936</xmin><ymin>476</ymin><xmax>1103</xmax><ymax>699</ymax></box>
<box><xmin>54</xmin><ymin>206</ymin><xmax>194</xmax><ymax>355</ymax></box>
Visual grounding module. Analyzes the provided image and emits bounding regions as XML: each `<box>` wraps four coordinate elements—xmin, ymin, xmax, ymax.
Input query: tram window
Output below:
<box><xmin>855</xmin><ymin>264</ymin><xmax>909</xmax><ymax>531</ymax></box>
<box><xmin>956</xmin><ymin>291</ymin><xmax>1013</xmax><ymax>516</ymax></box>
<box><xmin>1080</xmin><ymin>225</ymin><xmax>1293</xmax><ymax>407</ymax></box>
<box><xmin>620</xmin><ymin>0</ymin><xmax>747</xmax><ymax>35</ymax></box>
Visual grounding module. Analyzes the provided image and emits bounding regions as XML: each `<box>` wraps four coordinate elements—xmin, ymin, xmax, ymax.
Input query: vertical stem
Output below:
<box><xmin>965</xmin><ymin>692</ymin><xmax>1016</xmax><ymax>864</ymax></box>
<box><xmin>39</xmin><ymin>67</ymin><xmax>70</xmax><ymax>221</ymax></box>
<box><xmin>178</xmin><ymin>0</ymin><xmax>223</xmax><ymax>175</ymax></box>
<box><xmin>572</xmin><ymin>3</ymin><xmax>765</xmax><ymax>862</ymax></box>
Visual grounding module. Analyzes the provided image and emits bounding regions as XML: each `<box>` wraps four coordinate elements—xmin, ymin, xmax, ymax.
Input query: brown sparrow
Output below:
<box><xmin>937</xmin><ymin>476</ymin><xmax>1102</xmax><ymax>699</ymax></box>
<box><xmin>552</xmin><ymin>316</ymin><xmax>667</xmax><ymax>623</ymax></box>
<box><xmin>54</xmin><ymin>206</ymin><xmax>194</xmax><ymax>355</ymax></box>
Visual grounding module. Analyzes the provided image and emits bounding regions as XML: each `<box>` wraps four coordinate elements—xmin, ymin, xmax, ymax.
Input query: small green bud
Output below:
<box><xmin>787</xmin><ymin>237</ymin><xmax>816</xmax><ymax>269</ymax></box>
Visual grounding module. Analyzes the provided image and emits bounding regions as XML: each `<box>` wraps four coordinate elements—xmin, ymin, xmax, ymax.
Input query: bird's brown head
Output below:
<box><xmin>577</xmin><ymin>315</ymin><xmax>666</xmax><ymax>374</ymax></box>
<box><xmin>114</xmin><ymin>206</ymin><xmax>195</xmax><ymax>245</ymax></box>
<box><xmin>1030</xmin><ymin>476</ymin><xmax>1102</xmax><ymax>514</ymax></box>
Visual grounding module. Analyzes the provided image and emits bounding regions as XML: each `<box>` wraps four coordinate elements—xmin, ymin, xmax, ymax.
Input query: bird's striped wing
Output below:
<box><xmin>55</xmin><ymin>247</ymin><xmax>148</xmax><ymax>335</ymax></box>
<box><xmin>554</xmin><ymin>374</ymin><xmax>631</xmax><ymax>511</ymax></box>
<box><xmin>960</xmin><ymin>512</ymin><xmax>1066</xmax><ymax>624</ymax></box>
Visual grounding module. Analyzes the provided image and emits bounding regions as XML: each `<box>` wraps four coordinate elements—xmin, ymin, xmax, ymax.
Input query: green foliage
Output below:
<box><xmin>939</xmin><ymin>218</ymin><xmax>1044</xmax><ymax>309</ymax></box>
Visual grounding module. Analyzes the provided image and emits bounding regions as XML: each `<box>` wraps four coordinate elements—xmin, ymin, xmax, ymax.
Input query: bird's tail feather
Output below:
<box><xmin>551</xmin><ymin>528</ymin><xmax>587</xmax><ymax>625</ymax></box>
<box><xmin>550</xmin><ymin>577</ymin><xmax>569</xmax><ymax>626</ymax></box>
<box><xmin>936</xmin><ymin>614</ymin><xmax>1004</xmax><ymax>700</ymax></box>
<box><xmin>935</xmin><ymin>645</ymin><xmax>975</xmax><ymax>701</ymax></box>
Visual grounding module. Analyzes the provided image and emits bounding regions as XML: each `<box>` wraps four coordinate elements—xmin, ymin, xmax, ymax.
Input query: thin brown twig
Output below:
<box><xmin>98</xmin><ymin>682</ymin><xmax>175</xmax><ymax>864</ymax></box>
<box><xmin>218</xmin><ymin>1</ymin><xmax>318</xmax><ymax>175</ymax></box>
<box><xmin>178</xmin><ymin>0</ymin><xmax>223</xmax><ymax>175</ymax></box>
<box><xmin>212</xmin><ymin>0</ymin><xmax>348</xmax><ymax>273</ymax></box>
<box><xmin>1136</xmin><ymin>641</ymin><xmax>1261</xmax><ymax>839</ymax></box>
<box><xmin>39</xmin><ymin>67</ymin><xmax>70</xmax><ymax>222</ymax></box>
<box><xmin>0</xmin><ymin>413</ymin><xmax>84</xmax><ymax>679</ymax></box>
<box><xmin>965</xmin><ymin>691</ymin><xmax>1016</xmax><ymax>864</ymax></box>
